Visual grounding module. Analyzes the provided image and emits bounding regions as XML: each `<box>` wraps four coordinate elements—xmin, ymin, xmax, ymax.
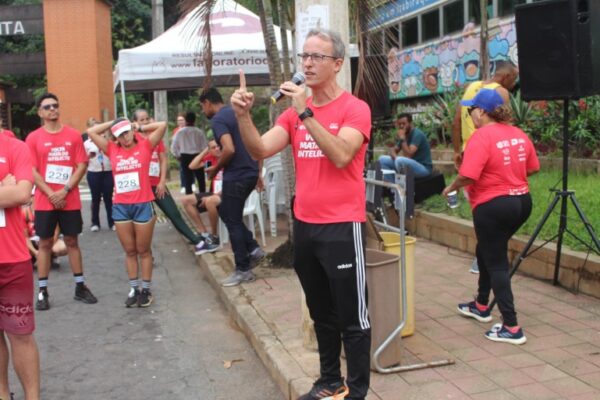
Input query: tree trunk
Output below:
<box><xmin>257</xmin><ymin>0</ymin><xmax>296</xmax><ymax>242</ymax></box>
<box><xmin>480</xmin><ymin>0</ymin><xmax>489</xmax><ymax>80</ymax></box>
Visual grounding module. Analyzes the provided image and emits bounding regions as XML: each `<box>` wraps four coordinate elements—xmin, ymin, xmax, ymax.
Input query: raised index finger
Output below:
<box><xmin>239</xmin><ymin>69</ymin><xmax>246</xmax><ymax>90</ymax></box>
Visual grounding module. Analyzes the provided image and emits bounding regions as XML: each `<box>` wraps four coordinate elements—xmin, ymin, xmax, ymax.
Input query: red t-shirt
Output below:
<box><xmin>201</xmin><ymin>153</ymin><xmax>220</xmax><ymax>192</ymax></box>
<box><xmin>26</xmin><ymin>125</ymin><xmax>87</xmax><ymax>211</ymax></box>
<box><xmin>106</xmin><ymin>138</ymin><xmax>155</xmax><ymax>204</ymax></box>
<box><xmin>460</xmin><ymin>123</ymin><xmax>540</xmax><ymax>210</ymax></box>
<box><xmin>1</xmin><ymin>129</ymin><xmax>16</xmax><ymax>138</ymax></box>
<box><xmin>202</xmin><ymin>153</ymin><xmax>218</xmax><ymax>168</ymax></box>
<box><xmin>149</xmin><ymin>140</ymin><xmax>165</xmax><ymax>187</ymax></box>
<box><xmin>0</xmin><ymin>135</ymin><xmax>34</xmax><ymax>263</ymax></box>
<box><xmin>276</xmin><ymin>92</ymin><xmax>371</xmax><ymax>223</ymax></box>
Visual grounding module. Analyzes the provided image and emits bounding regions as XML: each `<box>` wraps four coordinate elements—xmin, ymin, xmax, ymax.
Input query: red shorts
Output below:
<box><xmin>0</xmin><ymin>260</ymin><xmax>35</xmax><ymax>335</ymax></box>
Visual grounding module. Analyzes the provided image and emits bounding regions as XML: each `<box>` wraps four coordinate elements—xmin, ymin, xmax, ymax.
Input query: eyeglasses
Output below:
<box><xmin>297</xmin><ymin>53</ymin><xmax>339</xmax><ymax>63</ymax></box>
<box><xmin>41</xmin><ymin>103</ymin><xmax>59</xmax><ymax>111</ymax></box>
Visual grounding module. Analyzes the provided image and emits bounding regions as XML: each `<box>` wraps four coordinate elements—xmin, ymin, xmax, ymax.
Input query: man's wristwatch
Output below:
<box><xmin>298</xmin><ymin>108</ymin><xmax>314</xmax><ymax>121</ymax></box>
<box><xmin>64</xmin><ymin>183</ymin><xmax>71</xmax><ymax>193</ymax></box>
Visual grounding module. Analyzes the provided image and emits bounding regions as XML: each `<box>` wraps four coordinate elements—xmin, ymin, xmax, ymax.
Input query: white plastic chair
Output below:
<box><xmin>263</xmin><ymin>154</ymin><xmax>286</xmax><ymax>237</ymax></box>
<box><xmin>219</xmin><ymin>190</ymin><xmax>266</xmax><ymax>247</ymax></box>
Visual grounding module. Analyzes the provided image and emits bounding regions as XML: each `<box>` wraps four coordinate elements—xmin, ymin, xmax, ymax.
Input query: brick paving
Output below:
<box><xmin>176</xmin><ymin>195</ymin><xmax>600</xmax><ymax>399</ymax></box>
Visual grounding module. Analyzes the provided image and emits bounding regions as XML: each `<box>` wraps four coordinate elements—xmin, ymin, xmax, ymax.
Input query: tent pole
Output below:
<box><xmin>120</xmin><ymin>80</ymin><xmax>128</xmax><ymax>119</ymax></box>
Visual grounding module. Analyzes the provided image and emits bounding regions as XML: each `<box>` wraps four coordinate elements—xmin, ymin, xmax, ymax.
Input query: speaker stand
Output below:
<box><xmin>489</xmin><ymin>100</ymin><xmax>600</xmax><ymax>310</ymax></box>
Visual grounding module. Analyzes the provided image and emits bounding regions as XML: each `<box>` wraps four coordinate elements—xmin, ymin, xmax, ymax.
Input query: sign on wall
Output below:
<box><xmin>370</xmin><ymin>0</ymin><xmax>442</xmax><ymax>28</ymax></box>
<box><xmin>0</xmin><ymin>5</ymin><xmax>44</xmax><ymax>36</ymax></box>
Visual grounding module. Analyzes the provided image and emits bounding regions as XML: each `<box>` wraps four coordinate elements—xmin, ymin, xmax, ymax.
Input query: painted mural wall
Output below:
<box><xmin>388</xmin><ymin>17</ymin><xmax>518</xmax><ymax>99</ymax></box>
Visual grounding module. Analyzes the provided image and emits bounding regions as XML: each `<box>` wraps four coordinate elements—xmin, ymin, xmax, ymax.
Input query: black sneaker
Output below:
<box><xmin>138</xmin><ymin>289</ymin><xmax>153</xmax><ymax>307</ymax></box>
<box><xmin>125</xmin><ymin>288</ymin><xmax>140</xmax><ymax>308</ymax></box>
<box><xmin>297</xmin><ymin>379</ymin><xmax>347</xmax><ymax>400</ymax></box>
<box><xmin>36</xmin><ymin>290</ymin><xmax>50</xmax><ymax>311</ymax></box>
<box><xmin>74</xmin><ymin>284</ymin><xmax>98</xmax><ymax>304</ymax></box>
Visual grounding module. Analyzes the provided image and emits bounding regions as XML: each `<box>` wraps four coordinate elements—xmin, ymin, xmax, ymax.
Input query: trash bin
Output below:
<box><xmin>379</xmin><ymin>232</ymin><xmax>416</xmax><ymax>337</ymax></box>
<box><xmin>366</xmin><ymin>248</ymin><xmax>401</xmax><ymax>370</ymax></box>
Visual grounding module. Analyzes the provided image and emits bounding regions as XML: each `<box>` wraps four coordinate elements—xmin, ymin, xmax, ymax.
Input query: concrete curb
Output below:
<box><xmin>195</xmin><ymin>252</ymin><xmax>310</xmax><ymax>400</ymax></box>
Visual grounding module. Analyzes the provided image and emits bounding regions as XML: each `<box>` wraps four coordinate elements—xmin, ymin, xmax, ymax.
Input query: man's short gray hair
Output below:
<box><xmin>306</xmin><ymin>28</ymin><xmax>345</xmax><ymax>59</ymax></box>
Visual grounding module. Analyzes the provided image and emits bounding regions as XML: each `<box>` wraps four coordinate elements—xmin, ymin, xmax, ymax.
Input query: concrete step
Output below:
<box><xmin>433</xmin><ymin>160</ymin><xmax>455</xmax><ymax>175</ymax></box>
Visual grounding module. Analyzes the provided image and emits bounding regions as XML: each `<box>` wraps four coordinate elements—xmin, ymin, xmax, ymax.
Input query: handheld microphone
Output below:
<box><xmin>270</xmin><ymin>72</ymin><xmax>305</xmax><ymax>104</ymax></box>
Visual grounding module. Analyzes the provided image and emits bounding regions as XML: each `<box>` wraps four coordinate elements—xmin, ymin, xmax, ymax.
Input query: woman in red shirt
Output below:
<box><xmin>443</xmin><ymin>88</ymin><xmax>540</xmax><ymax>345</ymax></box>
<box><xmin>87</xmin><ymin>118</ymin><xmax>166</xmax><ymax>308</ymax></box>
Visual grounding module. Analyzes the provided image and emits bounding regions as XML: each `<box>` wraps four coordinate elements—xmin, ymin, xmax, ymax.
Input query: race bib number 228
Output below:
<box><xmin>115</xmin><ymin>172</ymin><xmax>141</xmax><ymax>194</ymax></box>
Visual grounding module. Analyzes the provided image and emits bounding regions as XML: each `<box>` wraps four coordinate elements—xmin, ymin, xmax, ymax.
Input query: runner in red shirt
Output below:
<box><xmin>134</xmin><ymin>109</ymin><xmax>202</xmax><ymax>246</ymax></box>
<box><xmin>0</xmin><ymin>129</ymin><xmax>16</xmax><ymax>138</ymax></box>
<box><xmin>87</xmin><ymin>118</ymin><xmax>166</xmax><ymax>308</ymax></box>
<box><xmin>180</xmin><ymin>139</ymin><xmax>223</xmax><ymax>254</ymax></box>
<box><xmin>25</xmin><ymin>93</ymin><xmax>97</xmax><ymax>311</ymax></box>
<box><xmin>231</xmin><ymin>29</ymin><xmax>372</xmax><ymax>400</ymax></box>
<box><xmin>444</xmin><ymin>88</ymin><xmax>540</xmax><ymax>345</ymax></box>
<box><xmin>0</xmin><ymin>133</ymin><xmax>41</xmax><ymax>399</ymax></box>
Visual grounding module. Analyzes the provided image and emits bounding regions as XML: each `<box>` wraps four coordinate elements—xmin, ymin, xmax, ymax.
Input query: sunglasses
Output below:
<box><xmin>467</xmin><ymin>106</ymin><xmax>478</xmax><ymax>114</ymax></box>
<box><xmin>41</xmin><ymin>103</ymin><xmax>59</xmax><ymax>111</ymax></box>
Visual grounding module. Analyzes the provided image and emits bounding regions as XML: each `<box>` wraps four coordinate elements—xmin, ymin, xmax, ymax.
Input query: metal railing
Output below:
<box><xmin>365</xmin><ymin>177</ymin><xmax>454</xmax><ymax>374</ymax></box>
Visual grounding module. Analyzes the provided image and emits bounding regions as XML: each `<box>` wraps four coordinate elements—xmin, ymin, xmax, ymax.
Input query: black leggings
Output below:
<box><xmin>473</xmin><ymin>194</ymin><xmax>532</xmax><ymax>327</ymax></box>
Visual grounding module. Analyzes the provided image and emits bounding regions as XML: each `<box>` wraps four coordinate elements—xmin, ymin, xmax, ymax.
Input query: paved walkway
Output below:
<box><xmin>188</xmin><ymin>213</ymin><xmax>600</xmax><ymax>400</ymax></box>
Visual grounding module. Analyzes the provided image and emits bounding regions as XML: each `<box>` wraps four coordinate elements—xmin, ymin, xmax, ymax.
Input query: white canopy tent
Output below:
<box><xmin>113</xmin><ymin>0</ymin><xmax>291</xmax><ymax>99</ymax></box>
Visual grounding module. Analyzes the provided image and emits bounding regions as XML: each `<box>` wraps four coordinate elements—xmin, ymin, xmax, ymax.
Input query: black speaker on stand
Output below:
<box><xmin>515</xmin><ymin>0</ymin><xmax>599</xmax><ymax>100</ymax></box>
<box><xmin>488</xmin><ymin>0</ymin><xmax>600</xmax><ymax>310</ymax></box>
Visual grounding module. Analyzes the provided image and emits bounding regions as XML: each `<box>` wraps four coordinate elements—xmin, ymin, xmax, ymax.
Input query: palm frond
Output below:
<box><xmin>351</xmin><ymin>0</ymin><xmax>396</xmax><ymax>117</ymax></box>
<box><xmin>178</xmin><ymin>0</ymin><xmax>215</xmax><ymax>90</ymax></box>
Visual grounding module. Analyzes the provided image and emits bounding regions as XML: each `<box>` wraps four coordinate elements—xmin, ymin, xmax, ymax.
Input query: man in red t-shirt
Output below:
<box><xmin>0</xmin><ymin>134</ymin><xmax>41</xmax><ymax>399</ymax></box>
<box><xmin>231</xmin><ymin>29</ymin><xmax>372</xmax><ymax>400</ymax></box>
<box><xmin>25</xmin><ymin>93</ymin><xmax>97</xmax><ymax>311</ymax></box>
<box><xmin>1</xmin><ymin>129</ymin><xmax>16</xmax><ymax>139</ymax></box>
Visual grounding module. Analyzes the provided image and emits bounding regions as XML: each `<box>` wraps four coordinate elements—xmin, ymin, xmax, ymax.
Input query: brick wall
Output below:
<box><xmin>43</xmin><ymin>0</ymin><xmax>114</xmax><ymax>132</ymax></box>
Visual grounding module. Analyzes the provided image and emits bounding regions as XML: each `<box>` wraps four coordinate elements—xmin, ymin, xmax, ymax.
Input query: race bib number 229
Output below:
<box><xmin>45</xmin><ymin>164</ymin><xmax>73</xmax><ymax>185</ymax></box>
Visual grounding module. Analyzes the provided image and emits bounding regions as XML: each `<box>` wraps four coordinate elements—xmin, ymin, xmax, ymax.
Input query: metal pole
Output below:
<box><xmin>553</xmin><ymin>100</ymin><xmax>570</xmax><ymax>285</ymax></box>
<box><xmin>120</xmin><ymin>80</ymin><xmax>128</xmax><ymax>119</ymax></box>
<box><xmin>365</xmin><ymin>178</ymin><xmax>454</xmax><ymax>373</ymax></box>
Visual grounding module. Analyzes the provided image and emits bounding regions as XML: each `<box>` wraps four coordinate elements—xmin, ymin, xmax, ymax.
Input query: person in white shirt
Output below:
<box><xmin>83</xmin><ymin>118</ymin><xmax>114</xmax><ymax>231</ymax></box>
<box><xmin>170</xmin><ymin>111</ymin><xmax>208</xmax><ymax>194</ymax></box>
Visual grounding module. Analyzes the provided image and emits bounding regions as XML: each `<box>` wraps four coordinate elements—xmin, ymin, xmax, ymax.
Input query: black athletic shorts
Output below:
<box><xmin>194</xmin><ymin>192</ymin><xmax>212</xmax><ymax>213</ymax></box>
<box><xmin>34</xmin><ymin>210</ymin><xmax>83</xmax><ymax>239</ymax></box>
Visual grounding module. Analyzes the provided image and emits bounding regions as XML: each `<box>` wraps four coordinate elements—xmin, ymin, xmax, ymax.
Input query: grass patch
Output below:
<box><xmin>420</xmin><ymin>170</ymin><xmax>599</xmax><ymax>252</ymax></box>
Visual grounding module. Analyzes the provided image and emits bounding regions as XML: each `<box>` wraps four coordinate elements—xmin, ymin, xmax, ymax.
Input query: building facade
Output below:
<box><xmin>367</xmin><ymin>0</ymin><xmax>534</xmax><ymax>100</ymax></box>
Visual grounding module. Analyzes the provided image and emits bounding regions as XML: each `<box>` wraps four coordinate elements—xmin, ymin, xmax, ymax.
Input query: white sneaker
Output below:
<box><xmin>90</xmin><ymin>225</ymin><xmax>100</xmax><ymax>232</ymax></box>
<box><xmin>469</xmin><ymin>258</ymin><xmax>479</xmax><ymax>274</ymax></box>
<box><xmin>179</xmin><ymin>187</ymin><xmax>186</xmax><ymax>194</ymax></box>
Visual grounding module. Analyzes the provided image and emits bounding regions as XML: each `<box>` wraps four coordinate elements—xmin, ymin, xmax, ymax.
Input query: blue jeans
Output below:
<box><xmin>87</xmin><ymin>171</ymin><xmax>114</xmax><ymax>227</ymax></box>
<box><xmin>378</xmin><ymin>155</ymin><xmax>431</xmax><ymax>180</ymax></box>
<box><xmin>219</xmin><ymin>177</ymin><xmax>259</xmax><ymax>272</ymax></box>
